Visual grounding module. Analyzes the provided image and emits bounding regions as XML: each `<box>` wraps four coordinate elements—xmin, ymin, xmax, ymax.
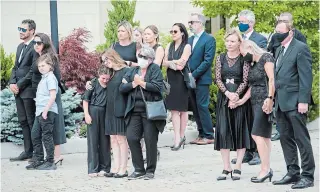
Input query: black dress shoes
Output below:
<box><xmin>231</xmin><ymin>151</ymin><xmax>253</xmax><ymax>164</ymax></box>
<box><xmin>127</xmin><ymin>172</ymin><xmax>146</xmax><ymax>180</ymax></box>
<box><xmin>10</xmin><ymin>152</ymin><xmax>32</xmax><ymax>161</ymax></box>
<box><xmin>271</xmin><ymin>132</ymin><xmax>280</xmax><ymax>141</ymax></box>
<box><xmin>272</xmin><ymin>174</ymin><xmax>300</xmax><ymax>185</ymax></box>
<box><xmin>248</xmin><ymin>152</ymin><xmax>261</xmax><ymax>165</ymax></box>
<box><xmin>291</xmin><ymin>178</ymin><xmax>314</xmax><ymax>189</ymax></box>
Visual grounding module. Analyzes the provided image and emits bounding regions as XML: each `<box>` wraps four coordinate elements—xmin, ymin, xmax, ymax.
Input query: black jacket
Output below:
<box><xmin>275</xmin><ymin>38</ymin><xmax>313</xmax><ymax>112</ymax></box>
<box><xmin>9</xmin><ymin>41</ymin><xmax>39</xmax><ymax>98</ymax></box>
<box><xmin>119</xmin><ymin>63</ymin><xmax>166</xmax><ymax>133</ymax></box>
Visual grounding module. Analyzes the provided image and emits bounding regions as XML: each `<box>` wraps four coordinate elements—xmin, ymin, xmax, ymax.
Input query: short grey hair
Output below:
<box><xmin>140</xmin><ymin>44</ymin><xmax>155</xmax><ymax>60</ymax></box>
<box><xmin>238</xmin><ymin>10</ymin><xmax>255</xmax><ymax>23</ymax></box>
<box><xmin>191</xmin><ymin>13</ymin><xmax>206</xmax><ymax>26</ymax></box>
<box><xmin>279</xmin><ymin>12</ymin><xmax>293</xmax><ymax>24</ymax></box>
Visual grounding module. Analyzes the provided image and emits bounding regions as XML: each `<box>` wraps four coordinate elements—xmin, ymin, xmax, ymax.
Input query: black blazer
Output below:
<box><xmin>9</xmin><ymin>41</ymin><xmax>39</xmax><ymax>98</ymax></box>
<box><xmin>275</xmin><ymin>38</ymin><xmax>313</xmax><ymax>112</ymax></box>
<box><xmin>249</xmin><ymin>31</ymin><xmax>268</xmax><ymax>49</ymax></box>
<box><xmin>119</xmin><ymin>63</ymin><xmax>166</xmax><ymax>133</ymax></box>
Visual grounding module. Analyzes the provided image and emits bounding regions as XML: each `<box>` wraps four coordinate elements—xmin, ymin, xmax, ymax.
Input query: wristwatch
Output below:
<box><xmin>267</xmin><ymin>96</ymin><xmax>273</xmax><ymax>100</ymax></box>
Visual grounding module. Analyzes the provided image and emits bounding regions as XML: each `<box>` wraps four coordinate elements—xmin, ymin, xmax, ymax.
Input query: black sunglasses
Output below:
<box><xmin>138</xmin><ymin>54</ymin><xmax>148</xmax><ymax>60</ymax></box>
<box><xmin>18</xmin><ymin>27</ymin><xmax>27</xmax><ymax>33</ymax></box>
<box><xmin>170</xmin><ymin>30</ymin><xmax>178</xmax><ymax>34</ymax></box>
<box><xmin>188</xmin><ymin>21</ymin><xmax>201</xmax><ymax>25</ymax></box>
<box><xmin>33</xmin><ymin>40</ymin><xmax>43</xmax><ymax>46</ymax></box>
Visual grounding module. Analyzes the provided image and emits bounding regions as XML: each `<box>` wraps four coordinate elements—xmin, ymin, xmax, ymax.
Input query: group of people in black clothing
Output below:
<box><xmin>9</xmin><ymin>10</ymin><xmax>315</xmax><ymax>189</ymax></box>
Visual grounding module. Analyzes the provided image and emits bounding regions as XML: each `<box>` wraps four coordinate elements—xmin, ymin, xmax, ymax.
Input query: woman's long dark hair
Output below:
<box><xmin>172</xmin><ymin>23</ymin><xmax>189</xmax><ymax>45</ymax></box>
<box><xmin>34</xmin><ymin>33</ymin><xmax>59</xmax><ymax>64</ymax></box>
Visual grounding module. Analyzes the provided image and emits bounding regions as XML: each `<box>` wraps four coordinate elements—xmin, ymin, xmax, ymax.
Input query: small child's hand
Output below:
<box><xmin>122</xmin><ymin>78</ymin><xmax>128</xmax><ymax>84</ymax></box>
<box><xmin>86</xmin><ymin>81</ymin><xmax>93</xmax><ymax>90</ymax></box>
<box><xmin>42</xmin><ymin>111</ymin><xmax>48</xmax><ymax>120</ymax></box>
<box><xmin>85</xmin><ymin>114</ymin><xmax>92</xmax><ymax>124</ymax></box>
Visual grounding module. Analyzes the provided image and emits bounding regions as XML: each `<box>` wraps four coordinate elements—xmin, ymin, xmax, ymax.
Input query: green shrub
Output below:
<box><xmin>79</xmin><ymin>124</ymin><xmax>87</xmax><ymax>138</ymax></box>
<box><xmin>0</xmin><ymin>45</ymin><xmax>15</xmax><ymax>90</ymax></box>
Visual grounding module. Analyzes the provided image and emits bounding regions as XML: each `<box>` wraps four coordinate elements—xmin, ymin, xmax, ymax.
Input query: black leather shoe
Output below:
<box><xmin>251</xmin><ymin>169</ymin><xmax>273</xmax><ymax>183</ymax></box>
<box><xmin>248</xmin><ymin>153</ymin><xmax>261</xmax><ymax>165</ymax></box>
<box><xmin>217</xmin><ymin>170</ymin><xmax>232</xmax><ymax>181</ymax></box>
<box><xmin>291</xmin><ymin>178</ymin><xmax>314</xmax><ymax>189</ymax></box>
<box><xmin>25</xmin><ymin>161</ymin><xmax>44</xmax><ymax>170</ymax></box>
<box><xmin>231</xmin><ymin>152</ymin><xmax>253</xmax><ymax>164</ymax></box>
<box><xmin>104</xmin><ymin>172</ymin><xmax>116</xmax><ymax>177</ymax></box>
<box><xmin>10</xmin><ymin>152</ymin><xmax>32</xmax><ymax>162</ymax></box>
<box><xmin>114</xmin><ymin>171</ymin><xmax>128</xmax><ymax>178</ymax></box>
<box><xmin>144</xmin><ymin>172</ymin><xmax>155</xmax><ymax>180</ymax></box>
<box><xmin>271</xmin><ymin>132</ymin><xmax>280</xmax><ymax>141</ymax></box>
<box><xmin>272</xmin><ymin>174</ymin><xmax>300</xmax><ymax>185</ymax></box>
<box><xmin>127</xmin><ymin>172</ymin><xmax>146</xmax><ymax>180</ymax></box>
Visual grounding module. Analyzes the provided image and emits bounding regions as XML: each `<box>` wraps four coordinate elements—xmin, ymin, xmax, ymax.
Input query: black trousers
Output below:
<box><xmin>15</xmin><ymin>96</ymin><xmax>36</xmax><ymax>154</ymax></box>
<box><xmin>87</xmin><ymin>106</ymin><xmax>111</xmax><ymax>174</ymax></box>
<box><xmin>127</xmin><ymin>112</ymin><xmax>159</xmax><ymax>173</ymax></box>
<box><xmin>188</xmin><ymin>85</ymin><xmax>214</xmax><ymax>139</ymax></box>
<box><xmin>277</xmin><ymin>109</ymin><xmax>315</xmax><ymax>181</ymax></box>
<box><xmin>31</xmin><ymin>111</ymin><xmax>56</xmax><ymax>162</ymax></box>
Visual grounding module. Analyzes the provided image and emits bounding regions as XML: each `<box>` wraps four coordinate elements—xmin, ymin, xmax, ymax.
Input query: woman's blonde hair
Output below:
<box><xmin>224</xmin><ymin>27</ymin><xmax>243</xmax><ymax>42</ymax></box>
<box><xmin>144</xmin><ymin>25</ymin><xmax>160</xmax><ymax>42</ymax></box>
<box><xmin>241</xmin><ymin>40</ymin><xmax>267</xmax><ymax>56</ymax></box>
<box><xmin>118</xmin><ymin>21</ymin><xmax>133</xmax><ymax>41</ymax></box>
<box><xmin>133</xmin><ymin>26</ymin><xmax>144</xmax><ymax>35</ymax></box>
<box><xmin>102</xmin><ymin>48</ymin><xmax>127</xmax><ymax>69</ymax></box>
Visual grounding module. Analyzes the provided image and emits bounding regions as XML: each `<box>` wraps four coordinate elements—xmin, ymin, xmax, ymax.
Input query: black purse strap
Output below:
<box><xmin>139</xmin><ymin>86</ymin><xmax>147</xmax><ymax>103</ymax></box>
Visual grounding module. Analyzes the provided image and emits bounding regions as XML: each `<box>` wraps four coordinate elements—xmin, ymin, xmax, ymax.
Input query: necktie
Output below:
<box><xmin>242</xmin><ymin>34</ymin><xmax>247</xmax><ymax>40</ymax></box>
<box><xmin>276</xmin><ymin>46</ymin><xmax>285</xmax><ymax>68</ymax></box>
<box><xmin>18</xmin><ymin>44</ymin><xmax>27</xmax><ymax>63</ymax></box>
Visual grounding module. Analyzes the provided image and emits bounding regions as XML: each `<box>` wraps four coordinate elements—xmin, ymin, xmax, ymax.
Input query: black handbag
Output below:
<box><xmin>163</xmin><ymin>79</ymin><xmax>171</xmax><ymax>95</ymax></box>
<box><xmin>139</xmin><ymin>87</ymin><xmax>167</xmax><ymax>120</ymax></box>
<box><xmin>181</xmin><ymin>64</ymin><xmax>196</xmax><ymax>89</ymax></box>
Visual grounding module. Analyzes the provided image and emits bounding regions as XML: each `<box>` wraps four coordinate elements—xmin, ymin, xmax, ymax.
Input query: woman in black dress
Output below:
<box><xmin>237</xmin><ymin>40</ymin><xmax>275</xmax><ymax>183</ymax></box>
<box><xmin>214</xmin><ymin>28</ymin><xmax>252</xmax><ymax>181</ymax></box>
<box><xmin>163</xmin><ymin>23</ymin><xmax>191</xmax><ymax>151</ymax></box>
<box><xmin>112</xmin><ymin>21</ymin><xmax>139</xmax><ymax>67</ymax></box>
<box><xmin>101</xmin><ymin>49</ymin><xmax>130</xmax><ymax>178</ymax></box>
<box><xmin>21</xmin><ymin>33</ymin><xmax>66</xmax><ymax>165</ymax></box>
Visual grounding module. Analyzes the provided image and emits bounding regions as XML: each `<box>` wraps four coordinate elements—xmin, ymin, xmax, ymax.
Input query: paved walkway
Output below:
<box><xmin>1</xmin><ymin>128</ymin><xmax>319</xmax><ymax>192</ymax></box>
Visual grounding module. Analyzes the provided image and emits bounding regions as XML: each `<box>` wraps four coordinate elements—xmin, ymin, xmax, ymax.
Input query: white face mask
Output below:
<box><xmin>138</xmin><ymin>58</ymin><xmax>149</xmax><ymax>68</ymax></box>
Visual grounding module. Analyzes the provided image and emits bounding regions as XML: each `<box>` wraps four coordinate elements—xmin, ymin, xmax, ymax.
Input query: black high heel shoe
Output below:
<box><xmin>54</xmin><ymin>158</ymin><xmax>63</xmax><ymax>165</ymax></box>
<box><xmin>231</xmin><ymin>169</ymin><xmax>241</xmax><ymax>180</ymax></box>
<box><xmin>171</xmin><ymin>137</ymin><xmax>186</xmax><ymax>151</ymax></box>
<box><xmin>217</xmin><ymin>170</ymin><xmax>232</xmax><ymax>181</ymax></box>
<box><xmin>251</xmin><ymin>169</ymin><xmax>273</xmax><ymax>183</ymax></box>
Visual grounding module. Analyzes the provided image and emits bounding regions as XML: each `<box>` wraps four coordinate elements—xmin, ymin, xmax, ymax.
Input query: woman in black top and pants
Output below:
<box><xmin>120</xmin><ymin>44</ymin><xmax>165</xmax><ymax>180</ymax></box>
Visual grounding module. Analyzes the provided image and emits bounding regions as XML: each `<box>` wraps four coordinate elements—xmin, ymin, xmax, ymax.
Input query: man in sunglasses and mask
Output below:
<box><xmin>9</xmin><ymin>19</ymin><xmax>38</xmax><ymax>161</ymax></box>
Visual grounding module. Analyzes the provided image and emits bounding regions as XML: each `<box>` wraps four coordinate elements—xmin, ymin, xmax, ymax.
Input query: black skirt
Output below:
<box><xmin>53</xmin><ymin>88</ymin><xmax>66</xmax><ymax>145</ymax></box>
<box><xmin>214</xmin><ymin>91</ymin><xmax>253</xmax><ymax>151</ymax></box>
<box><xmin>251</xmin><ymin>103</ymin><xmax>272</xmax><ymax>138</ymax></box>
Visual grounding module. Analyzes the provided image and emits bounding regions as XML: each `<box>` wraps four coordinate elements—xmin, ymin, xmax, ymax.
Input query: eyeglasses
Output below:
<box><xmin>170</xmin><ymin>30</ymin><xmax>178</xmax><ymax>34</ymax></box>
<box><xmin>33</xmin><ymin>40</ymin><xmax>43</xmax><ymax>46</ymax></box>
<box><xmin>138</xmin><ymin>54</ymin><xmax>148</xmax><ymax>60</ymax></box>
<box><xmin>188</xmin><ymin>21</ymin><xmax>201</xmax><ymax>25</ymax></box>
<box><xmin>18</xmin><ymin>27</ymin><xmax>27</xmax><ymax>33</ymax></box>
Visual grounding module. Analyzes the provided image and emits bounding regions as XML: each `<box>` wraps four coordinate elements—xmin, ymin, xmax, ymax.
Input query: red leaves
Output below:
<box><xmin>59</xmin><ymin>28</ymin><xmax>100</xmax><ymax>94</ymax></box>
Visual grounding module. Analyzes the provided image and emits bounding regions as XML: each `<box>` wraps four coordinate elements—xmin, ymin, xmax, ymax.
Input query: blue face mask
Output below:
<box><xmin>238</xmin><ymin>23</ymin><xmax>250</xmax><ymax>32</ymax></box>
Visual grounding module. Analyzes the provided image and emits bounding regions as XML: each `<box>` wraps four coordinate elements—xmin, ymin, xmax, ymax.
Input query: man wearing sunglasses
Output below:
<box><xmin>187</xmin><ymin>13</ymin><xmax>216</xmax><ymax>145</ymax></box>
<box><xmin>9</xmin><ymin>19</ymin><xmax>38</xmax><ymax>161</ymax></box>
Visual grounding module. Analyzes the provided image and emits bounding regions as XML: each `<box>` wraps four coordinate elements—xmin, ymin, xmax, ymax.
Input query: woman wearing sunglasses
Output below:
<box><xmin>120</xmin><ymin>44</ymin><xmax>165</xmax><ymax>180</ymax></box>
<box><xmin>18</xmin><ymin>33</ymin><xmax>66</xmax><ymax>166</ymax></box>
<box><xmin>163</xmin><ymin>23</ymin><xmax>191</xmax><ymax>151</ymax></box>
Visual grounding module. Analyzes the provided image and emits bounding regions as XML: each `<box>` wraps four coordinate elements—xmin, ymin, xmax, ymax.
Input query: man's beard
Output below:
<box><xmin>20</xmin><ymin>34</ymin><xmax>30</xmax><ymax>40</ymax></box>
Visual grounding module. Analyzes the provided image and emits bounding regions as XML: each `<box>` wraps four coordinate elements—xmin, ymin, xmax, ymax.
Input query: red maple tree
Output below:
<box><xmin>59</xmin><ymin>28</ymin><xmax>100</xmax><ymax>94</ymax></box>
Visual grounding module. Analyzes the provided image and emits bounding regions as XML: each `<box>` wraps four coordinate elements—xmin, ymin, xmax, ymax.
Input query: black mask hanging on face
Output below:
<box><xmin>243</xmin><ymin>52</ymin><xmax>253</xmax><ymax>62</ymax></box>
<box><xmin>273</xmin><ymin>31</ymin><xmax>289</xmax><ymax>43</ymax></box>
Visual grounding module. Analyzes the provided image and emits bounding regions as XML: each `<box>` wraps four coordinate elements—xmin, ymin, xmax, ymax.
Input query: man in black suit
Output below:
<box><xmin>237</xmin><ymin>10</ymin><xmax>267</xmax><ymax>49</ymax></box>
<box><xmin>268</xmin><ymin>12</ymin><xmax>307</xmax><ymax>141</ymax></box>
<box><xmin>231</xmin><ymin>10</ymin><xmax>267</xmax><ymax>166</ymax></box>
<box><xmin>272</xmin><ymin>21</ymin><xmax>315</xmax><ymax>189</ymax></box>
<box><xmin>9</xmin><ymin>19</ymin><xmax>38</xmax><ymax>161</ymax></box>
